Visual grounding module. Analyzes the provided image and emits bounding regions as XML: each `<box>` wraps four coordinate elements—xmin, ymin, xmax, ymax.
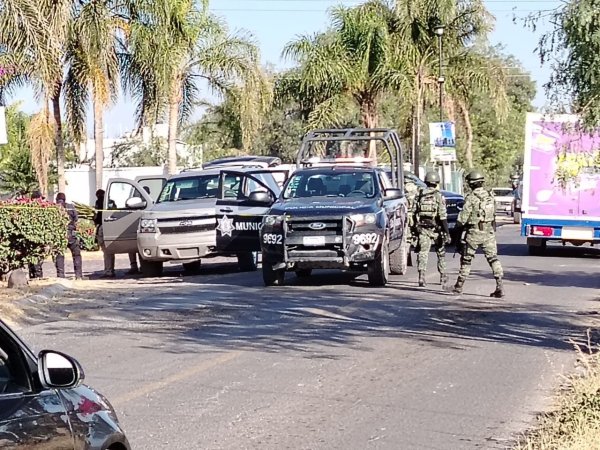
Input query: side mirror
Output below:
<box><xmin>248</xmin><ymin>191</ymin><xmax>273</xmax><ymax>205</ymax></box>
<box><xmin>384</xmin><ymin>188</ymin><xmax>403</xmax><ymax>200</ymax></box>
<box><xmin>125</xmin><ymin>197</ymin><xmax>147</xmax><ymax>210</ymax></box>
<box><xmin>38</xmin><ymin>350</ymin><xmax>84</xmax><ymax>389</ymax></box>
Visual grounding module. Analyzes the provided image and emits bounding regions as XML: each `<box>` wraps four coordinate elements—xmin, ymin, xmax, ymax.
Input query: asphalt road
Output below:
<box><xmin>20</xmin><ymin>224</ymin><xmax>600</xmax><ymax>450</ymax></box>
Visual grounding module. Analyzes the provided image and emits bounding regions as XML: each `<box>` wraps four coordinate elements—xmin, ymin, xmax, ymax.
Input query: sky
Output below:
<box><xmin>11</xmin><ymin>0</ymin><xmax>564</xmax><ymax>137</ymax></box>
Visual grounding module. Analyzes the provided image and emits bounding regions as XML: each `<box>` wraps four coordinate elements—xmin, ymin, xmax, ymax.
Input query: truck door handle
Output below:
<box><xmin>104</xmin><ymin>217</ymin><xmax>118</xmax><ymax>222</ymax></box>
<box><xmin>219</xmin><ymin>208</ymin><xmax>233</xmax><ymax>213</ymax></box>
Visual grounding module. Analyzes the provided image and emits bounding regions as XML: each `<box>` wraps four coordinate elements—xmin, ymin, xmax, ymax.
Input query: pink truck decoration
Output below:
<box><xmin>521</xmin><ymin>113</ymin><xmax>600</xmax><ymax>254</ymax></box>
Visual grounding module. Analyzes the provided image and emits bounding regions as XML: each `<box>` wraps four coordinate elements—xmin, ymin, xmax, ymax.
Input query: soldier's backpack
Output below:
<box><xmin>473</xmin><ymin>189</ymin><xmax>495</xmax><ymax>223</ymax></box>
<box><xmin>416</xmin><ymin>188</ymin><xmax>438</xmax><ymax>222</ymax></box>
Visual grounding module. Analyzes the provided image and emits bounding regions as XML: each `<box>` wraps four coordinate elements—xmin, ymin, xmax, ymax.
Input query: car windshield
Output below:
<box><xmin>157</xmin><ymin>175</ymin><xmax>221</xmax><ymax>202</ymax></box>
<box><xmin>283</xmin><ymin>170</ymin><xmax>377</xmax><ymax>199</ymax></box>
<box><xmin>493</xmin><ymin>188</ymin><xmax>513</xmax><ymax>197</ymax></box>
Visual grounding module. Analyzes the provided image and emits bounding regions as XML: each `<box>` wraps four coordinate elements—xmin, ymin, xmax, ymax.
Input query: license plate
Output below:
<box><xmin>562</xmin><ymin>227</ymin><xmax>594</xmax><ymax>241</ymax></box>
<box><xmin>303</xmin><ymin>236</ymin><xmax>325</xmax><ymax>246</ymax></box>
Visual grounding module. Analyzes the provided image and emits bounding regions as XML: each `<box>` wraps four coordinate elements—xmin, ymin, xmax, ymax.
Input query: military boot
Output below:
<box><xmin>452</xmin><ymin>277</ymin><xmax>465</xmax><ymax>294</ymax></box>
<box><xmin>418</xmin><ymin>271</ymin><xmax>426</xmax><ymax>287</ymax></box>
<box><xmin>490</xmin><ymin>278</ymin><xmax>505</xmax><ymax>298</ymax></box>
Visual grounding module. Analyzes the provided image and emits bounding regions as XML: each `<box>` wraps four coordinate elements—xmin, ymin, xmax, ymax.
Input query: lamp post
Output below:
<box><xmin>434</xmin><ymin>24</ymin><xmax>445</xmax><ymax>122</ymax></box>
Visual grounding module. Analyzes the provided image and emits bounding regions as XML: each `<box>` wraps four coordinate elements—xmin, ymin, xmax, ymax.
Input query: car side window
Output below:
<box><xmin>223</xmin><ymin>175</ymin><xmax>242</xmax><ymax>199</ymax></box>
<box><xmin>0</xmin><ymin>328</ymin><xmax>32</xmax><ymax>395</ymax></box>
<box><xmin>107</xmin><ymin>182</ymin><xmax>143</xmax><ymax>210</ymax></box>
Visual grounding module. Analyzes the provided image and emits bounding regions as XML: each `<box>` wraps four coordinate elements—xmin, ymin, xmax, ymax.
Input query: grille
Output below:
<box><xmin>287</xmin><ymin>218</ymin><xmax>344</xmax><ymax>236</ymax></box>
<box><xmin>446</xmin><ymin>200</ymin><xmax>464</xmax><ymax>215</ymax></box>
<box><xmin>159</xmin><ymin>223</ymin><xmax>215</xmax><ymax>234</ymax></box>
<box><xmin>157</xmin><ymin>215</ymin><xmax>214</xmax><ymax>223</ymax></box>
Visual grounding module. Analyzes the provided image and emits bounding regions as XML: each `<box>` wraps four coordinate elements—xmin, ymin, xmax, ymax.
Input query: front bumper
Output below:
<box><xmin>261</xmin><ymin>216</ymin><xmax>384</xmax><ymax>270</ymax></box>
<box><xmin>138</xmin><ymin>231</ymin><xmax>216</xmax><ymax>262</ymax></box>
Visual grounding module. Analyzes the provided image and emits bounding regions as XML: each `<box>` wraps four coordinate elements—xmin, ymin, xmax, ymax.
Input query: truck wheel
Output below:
<box><xmin>295</xmin><ymin>269</ymin><xmax>312</xmax><ymax>278</ymax></box>
<box><xmin>527</xmin><ymin>239</ymin><xmax>547</xmax><ymax>256</ymax></box>
<box><xmin>390</xmin><ymin>233</ymin><xmax>408</xmax><ymax>275</ymax></box>
<box><xmin>368</xmin><ymin>239</ymin><xmax>390</xmax><ymax>286</ymax></box>
<box><xmin>237</xmin><ymin>252</ymin><xmax>258</xmax><ymax>272</ymax></box>
<box><xmin>182</xmin><ymin>261</ymin><xmax>201</xmax><ymax>274</ymax></box>
<box><xmin>263</xmin><ymin>260</ymin><xmax>285</xmax><ymax>286</ymax></box>
<box><xmin>513</xmin><ymin>212</ymin><xmax>521</xmax><ymax>224</ymax></box>
<box><xmin>140</xmin><ymin>260</ymin><xmax>163</xmax><ymax>277</ymax></box>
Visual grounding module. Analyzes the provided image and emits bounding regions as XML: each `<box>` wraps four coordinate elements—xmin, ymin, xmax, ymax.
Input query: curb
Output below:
<box><xmin>8</xmin><ymin>279</ymin><xmax>73</xmax><ymax>330</ymax></box>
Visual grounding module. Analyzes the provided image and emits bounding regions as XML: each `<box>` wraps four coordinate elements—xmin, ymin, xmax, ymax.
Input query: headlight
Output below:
<box><xmin>139</xmin><ymin>218</ymin><xmax>157</xmax><ymax>233</ymax></box>
<box><xmin>349</xmin><ymin>213</ymin><xmax>377</xmax><ymax>226</ymax></box>
<box><xmin>263</xmin><ymin>215</ymin><xmax>284</xmax><ymax>226</ymax></box>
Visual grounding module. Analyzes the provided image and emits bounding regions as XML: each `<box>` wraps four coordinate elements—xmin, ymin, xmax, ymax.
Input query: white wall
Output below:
<box><xmin>65</xmin><ymin>165</ymin><xmax>169</xmax><ymax>205</ymax></box>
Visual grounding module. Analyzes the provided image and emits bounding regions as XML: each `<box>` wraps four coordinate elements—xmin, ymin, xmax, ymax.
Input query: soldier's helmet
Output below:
<box><xmin>465</xmin><ymin>169</ymin><xmax>485</xmax><ymax>186</ymax></box>
<box><xmin>424</xmin><ymin>171</ymin><xmax>440</xmax><ymax>186</ymax></box>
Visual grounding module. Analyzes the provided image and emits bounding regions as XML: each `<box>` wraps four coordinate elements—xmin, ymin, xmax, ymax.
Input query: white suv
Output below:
<box><xmin>101</xmin><ymin>167</ymin><xmax>282</xmax><ymax>276</ymax></box>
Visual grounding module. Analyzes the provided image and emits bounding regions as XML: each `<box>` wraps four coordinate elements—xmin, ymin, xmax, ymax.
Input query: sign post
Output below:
<box><xmin>429</xmin><ymin>122</ymin><xmax>457</xmax><ymax>191</ymax></box>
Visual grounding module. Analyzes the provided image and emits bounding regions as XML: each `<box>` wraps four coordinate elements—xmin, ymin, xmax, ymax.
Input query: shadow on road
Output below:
<box><xmin>38</xmin><ymin>266</ymin><xmax>595</xmax><ymax>359</ymax></box>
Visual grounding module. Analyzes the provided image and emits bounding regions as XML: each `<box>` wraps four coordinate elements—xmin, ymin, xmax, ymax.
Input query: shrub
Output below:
<box><xmin>76</xmin><ymin>219</ymin><xmax>99</xmax><ymax>252</ymax></box>
<box><xmin>0</xmin><ymin>198</ymin><xmax>68</xmax><ymax>275</ymax></box>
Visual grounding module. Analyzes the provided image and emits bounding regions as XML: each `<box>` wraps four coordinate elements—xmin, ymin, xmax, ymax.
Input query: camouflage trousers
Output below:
<box><xmin>458</xmin><ymin>230</ymin><xmax>504</xmax><ymax>279</ymax></box>
<box><xmin>417</xmin><ymin>228</ymin><xmax>446</xmax><ymax>274</ymax></box>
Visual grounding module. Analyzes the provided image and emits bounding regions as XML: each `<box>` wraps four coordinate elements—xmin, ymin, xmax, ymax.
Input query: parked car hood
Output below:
<box><xmin>143</xmin><ymin>198</ymin><xmax>216</xmax><ymax>218</ymax></box>
<box><xmin>440</xmin><ymin>190</ymin><xmax>463</xmax><ymax>200</ymax></box>
<box><xmin>270</xmin><ymin>197</ymin><xmax>380</xmax><ymax>217</ymax></box>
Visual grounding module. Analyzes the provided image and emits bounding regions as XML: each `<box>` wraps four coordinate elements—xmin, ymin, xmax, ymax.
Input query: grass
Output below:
<box><xmin>515</xmin><ymin>331</ymin><xmax>600</xmax><ymax>449</ymax></box>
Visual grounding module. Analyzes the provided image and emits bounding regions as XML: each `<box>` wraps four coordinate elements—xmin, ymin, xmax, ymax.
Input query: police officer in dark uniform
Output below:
<box><xmin>55</xmin><ymin>192</ymin><xmax>84</xmax><ymax>279</ymax></box>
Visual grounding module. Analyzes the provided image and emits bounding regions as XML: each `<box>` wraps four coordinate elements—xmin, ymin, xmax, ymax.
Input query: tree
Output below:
<box><xmin>123</xmin><ymin>0</ymin><xmax>268</xmax><ymax>175</ymax></box>
<box><xmin>528</xmin><ymin>1</ymin><xmax>600</xmax><ymax>127</ymax></box>
<box><xmin>27</xmin><ymin>107</ymin><xmax>55</xmax><ymax>198</ymax></box>
<box><xmin>283</xmin><ymin>1</ymin><xmax>407</xmax><ymax>149</ymax></box>
<box><xmin>65</xmin><ymin>0</ymin><xmax>122</xmax><ymax>190</ymax></box>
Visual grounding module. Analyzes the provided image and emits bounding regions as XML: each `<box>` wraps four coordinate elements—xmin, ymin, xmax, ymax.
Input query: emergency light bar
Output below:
<box><xmin>300</xmin><ymin>156</ymin><xmax>376</xmax><ymax>167</ymax></box>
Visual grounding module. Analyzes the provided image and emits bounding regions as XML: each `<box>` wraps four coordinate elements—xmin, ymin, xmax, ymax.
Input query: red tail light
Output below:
<box><xmin>531</xmin><ymin>226</ymin><xmax>553</xmax><ymax>237</ymax></box>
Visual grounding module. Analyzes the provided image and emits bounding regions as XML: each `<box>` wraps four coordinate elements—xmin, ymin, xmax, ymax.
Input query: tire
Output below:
<box><xmin>295</xmin><ymin>269</ymin><xmax>312</xmax><ymax>278</ymax></box>
<box><xmin>140</xmin><ymin>260</ymin><xmax>163</xmax><ymax>277</ymax></box>
<box><xmin>389</xmin><ymin>232</ymin><xmax>408</xmax><ymax>275</ymax></box>
<box><xmin>368</xmin><ymin>238</ymin><xmax>390</xmax><ymax>287</ymax></box>
<box><xmin>513</xmin><ymin>211</ymin><xmax>522</xmax><ymax>224</ymax></box>
<box><xmin>527</xmin><ymin>239</ymin><xmax>546</xmax><ymax>256</ymax></box>
<box><xmin>182</xmin><ymin>261</ymin><xmax>201</xmax><ymax>274</ymax></box>
<box><xmin>263</xmin><ymin>260</ymin><xmax>285</xmax><ymax>286</ymax></box>
<box><xmin>237</xmin><ymin>252</ymin><xmax>258</xmax><ymax>272</ymax></box>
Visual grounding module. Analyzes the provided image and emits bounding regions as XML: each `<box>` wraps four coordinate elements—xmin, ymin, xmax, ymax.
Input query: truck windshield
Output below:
<box><xmin>283</xmin><ymin>170</ymin><xmax>377</xmax><ymax>199</ymax></box>
<box><xmin>157</xmin><ymin>175</ymin><xmax>222</xmax><ymax>202</ymax></box>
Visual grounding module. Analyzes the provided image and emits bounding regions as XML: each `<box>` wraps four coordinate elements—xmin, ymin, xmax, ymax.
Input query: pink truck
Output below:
<box><xmin>521</xmin><ymin>113</ymin><xmax>600</xmax><ymax>255</ymax></box>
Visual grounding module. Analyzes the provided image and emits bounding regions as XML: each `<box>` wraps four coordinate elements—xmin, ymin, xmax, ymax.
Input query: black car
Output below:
<box><xmin>260</xmin><ymin>165</ymin><xmax>408</xmax><ymax>287</ymax></box>
<box><xmin>0</xmin><ymin>319</ymin><xmax>130</xmax><ymax>449</ymax></box>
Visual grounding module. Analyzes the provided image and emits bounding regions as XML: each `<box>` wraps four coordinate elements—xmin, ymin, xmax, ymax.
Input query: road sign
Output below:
<box><xmin>429</xmin><ymin>121</ymin><xmax>456</xmax><ymax>162</ymax></box>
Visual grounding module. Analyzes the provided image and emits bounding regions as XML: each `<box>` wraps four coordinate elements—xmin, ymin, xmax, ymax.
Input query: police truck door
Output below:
<box><xmin>215</xmin><ymin>170</ymin><xmax>279</xmax><ymax>254</ymax></box>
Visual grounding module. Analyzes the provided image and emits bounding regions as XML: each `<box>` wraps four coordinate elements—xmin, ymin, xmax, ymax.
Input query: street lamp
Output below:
<box><xmin>434</xmin><ymin>24</ymin><xmax>445</xmax><ymax>122</ymax></box>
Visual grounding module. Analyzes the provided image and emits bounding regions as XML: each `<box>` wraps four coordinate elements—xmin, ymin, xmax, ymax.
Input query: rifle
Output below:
<box><xmin>453</xmin><ymin>228</ymin><xmax>466</xmax><ymax>259</ymax></box>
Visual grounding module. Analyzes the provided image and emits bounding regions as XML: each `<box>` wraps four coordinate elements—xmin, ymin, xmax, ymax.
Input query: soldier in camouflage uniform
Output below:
<box><xmin>415</xmin><ymin>171</ymin><xmax>451</xmax><ymax>287</ymax></box>
<box><xmin>404</xmin><ymin>176</ymin><xmax>419</xmax><ymax>266</ymax></box>
<box><xmin>452</xmin><ymin>170</ymin><xmax>504</xmax><ymax>298</ymax></box>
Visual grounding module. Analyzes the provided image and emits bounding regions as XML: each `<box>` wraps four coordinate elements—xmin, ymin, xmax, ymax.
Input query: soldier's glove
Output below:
<box><xmin>444</xmin><ymin>233</ymin><xmax>452</xmax><ymax>245</ymax></box>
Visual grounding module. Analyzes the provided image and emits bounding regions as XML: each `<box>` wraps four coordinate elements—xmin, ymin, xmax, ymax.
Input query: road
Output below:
<box><xmin>19</xmin><ymin>224</ymin><xmax>600</xmax><ymax>449</ymax></box>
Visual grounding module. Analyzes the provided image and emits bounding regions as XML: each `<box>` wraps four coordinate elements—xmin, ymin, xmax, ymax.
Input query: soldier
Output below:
<box><xmin>404</xmin><ymin>176</ymin><xmax>419</xmax><ymax>265</ymax></box>
<box><xmin>452</xmin><ymin>170</ymin><xmax>504</xmax><ymax>297</ymax></box>
<box><xmin>55</xmin><ymin>193</ymin><xmax>84</xmax><ymax>280</ymax></box>
<box><xmin>415</xmin><ymin>171</ymin><xmax>451</xmax><ymax>287</ymax></box>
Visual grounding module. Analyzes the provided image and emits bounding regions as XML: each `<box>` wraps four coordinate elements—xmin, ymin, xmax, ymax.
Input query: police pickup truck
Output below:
<box><xmin>258</xmin><ymin>128</ymin><xmax>409</xmax><ymax>287</ymax></box>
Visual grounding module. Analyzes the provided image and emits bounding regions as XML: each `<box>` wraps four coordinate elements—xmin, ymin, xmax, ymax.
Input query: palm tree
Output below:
<box><xmin>123</xmin><ymin>0</ymin><xmax>268</xmax><ymax>174</ymax></box>
<box><xmin>65</xmin><ymin>0</ymin><xmax>122</xmax><ymax>190</ymax></box>
<box><xmin>283</xmin><ymin>1</ymin><xmax>407</xmax><ymax>136</ymax></box>
<box><xmin>27</xmin><ymin>104</ymin><xmax>55</xmax><ymax>198</ymax></box>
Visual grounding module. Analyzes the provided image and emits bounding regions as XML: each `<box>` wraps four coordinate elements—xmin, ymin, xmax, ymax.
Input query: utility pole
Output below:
<box><xmin>434</xmin><ymin>24</ymin><xmax>445</xmax><ymax>123</ymax></box>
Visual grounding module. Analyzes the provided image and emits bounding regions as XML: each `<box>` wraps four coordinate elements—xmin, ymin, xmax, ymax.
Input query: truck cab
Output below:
<box><xmin>258</xmin><ymin>128</ymin><xmax>408</xmax><ymax>287</ymax></box>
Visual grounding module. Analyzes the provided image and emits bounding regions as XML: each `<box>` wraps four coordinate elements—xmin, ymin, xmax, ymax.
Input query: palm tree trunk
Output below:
<box><xmin>360</xmin><ymin>98</ymin><xmax>378</xmax><ymax>160</ymax></box>
<box><xmin>457</xmin><ymin>100</ymin><xmax>473</xmax><ymax>169</ymax></box>
<box><xmin>52</xmin><ymin>85</ymin><xmax>66</xmax><ymax>193</ymax></box>
<box><xmin>93</xmin><ymin>92</ymin><xmax>104</xmax><ymax>190</ymax></box>
<box><xmin>413</xmin><ymin>70</ymin><xmax>424</xmax><ymax>175</ymax></box>
<box><xmin>167</xmin><ymin>77</ymin><xmax>181</xmax><ymax>175</ymax></box>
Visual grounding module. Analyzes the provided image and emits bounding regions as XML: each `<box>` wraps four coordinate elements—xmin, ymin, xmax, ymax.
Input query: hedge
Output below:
<box><xmin>0</xmin><ymin>199</ymin><xmax>68</xmax><ymax>275</ymax></box>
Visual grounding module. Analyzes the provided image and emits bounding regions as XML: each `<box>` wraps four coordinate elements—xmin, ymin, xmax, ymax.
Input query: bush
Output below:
<box><xmin>0</xmin><ymin>198</ymin><xmax>68</xmax><ymax>275</ymax></box>
<box><xmin>76</xmin><ymin>219</ymin><xmax>99</xmax><ymax>252</ymax></box>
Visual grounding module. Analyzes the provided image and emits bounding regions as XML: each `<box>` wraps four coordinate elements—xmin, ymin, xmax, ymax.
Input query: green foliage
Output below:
<box><xmin>0</xmin><ymin>199</ymin><xmax>68</xmax><ymax>275</ymax></box>
<box><xmin>75</xmin><ymin>218</ymin><xmax>98</xmax><ymax>252</ymax></box>
<box><xmin>73</xmin><ymin>201</ymin><xmax>95</xmax><ymax>221</ymax></box>
<box><xmin>530</xmin><ymin>1</ymin><xmax>600</xmax><ymax>128</ymax></box>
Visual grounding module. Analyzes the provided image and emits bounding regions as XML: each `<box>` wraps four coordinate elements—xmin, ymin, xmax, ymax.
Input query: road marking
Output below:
<box><xmin>111</xmin><ymin>351</ymin><xmax>241</xmax><ymax>406</ymax></box>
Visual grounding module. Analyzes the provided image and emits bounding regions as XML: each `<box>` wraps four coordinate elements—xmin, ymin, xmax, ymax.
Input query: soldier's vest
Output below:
<box><xmin>467</xmin><ymin>189</ymin><xmax>495</xmax><ymax>227</ymax></box>
<box><xmin>417</xmin><ymin>188</ymin><xmax>438</xmax><ymax>226</ymax></box>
